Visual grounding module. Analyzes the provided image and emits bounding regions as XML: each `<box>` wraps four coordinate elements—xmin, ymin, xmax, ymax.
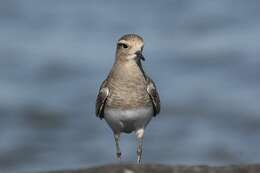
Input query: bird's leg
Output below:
<box><xmin>114</xmin><ymin>133</ymin><xmax>121</xmax><ymax>161</ymax></box>
<box><xmin>135</xmin><ymin>129</ymin><xmax>144</xmax><ymax>164</ymax></box>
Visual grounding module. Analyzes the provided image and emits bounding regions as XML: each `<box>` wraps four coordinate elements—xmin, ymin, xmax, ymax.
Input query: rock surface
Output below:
<box><xmin>36</xmin><ymin>164</ymin><xmax>260</xmax><ymax>173</ymax></box>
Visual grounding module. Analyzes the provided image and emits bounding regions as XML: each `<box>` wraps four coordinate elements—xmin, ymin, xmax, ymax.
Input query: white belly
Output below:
<box><xmin>104</xmin><ymin>106</ymin><xmax>153</xmax><ymax>133</ymax></box>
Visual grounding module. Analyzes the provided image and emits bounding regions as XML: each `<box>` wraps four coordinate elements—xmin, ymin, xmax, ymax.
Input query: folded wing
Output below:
<box><xmin>146</xmin><ymin>77</ymin><xmax>160</xmax><ymax>116</ymax></box>
<box><xmin>95</xmin><ymin>80</ymin><xmax>109</xmax><ymax>119</ymax></box>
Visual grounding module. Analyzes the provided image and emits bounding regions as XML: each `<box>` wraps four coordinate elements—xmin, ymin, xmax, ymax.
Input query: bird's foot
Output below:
<box><xmin>116</xmin><ymin>152</ymin><xmax>122</xmax><ymax>161</ymax></box>
<box><xmin>137</xmin><ymin>149</ymin><xmax>142</xmax><ymax>164</ymax></box>
<box><xmin>137</xmin><ymin>155</ymin><xmax>141</xmax><ymax>164</ymax></box>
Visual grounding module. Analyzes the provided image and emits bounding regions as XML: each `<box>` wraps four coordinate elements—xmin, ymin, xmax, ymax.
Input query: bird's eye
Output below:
<box><xmin>118</xmin><ymin>43</ymin><xmax>128</xmax><ymax>49</ymax></box>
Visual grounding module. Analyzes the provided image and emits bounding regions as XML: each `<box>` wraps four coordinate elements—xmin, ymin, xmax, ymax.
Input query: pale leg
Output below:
<box><xmin>114</xmin><ymin>133</ymin><xmax>121</xmax><ymax>161</ymax></box>
<box><xmin>135</xmin><ymin>129</ymin><xmax>144</xmax><ymax>164</ymax></box>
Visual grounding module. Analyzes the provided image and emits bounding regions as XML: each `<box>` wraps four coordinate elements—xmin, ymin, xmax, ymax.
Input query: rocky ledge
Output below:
<box><xmin>35</xmin><ymin>164</ymin><xmax>260</xmax><ymax>173</ymax></box>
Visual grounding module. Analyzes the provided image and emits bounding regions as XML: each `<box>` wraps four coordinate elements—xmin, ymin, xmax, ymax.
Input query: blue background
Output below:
<box><xmin>0</xmin><ymin>0</ymin><xmax>260</xmax><ymax>172</ymax></box>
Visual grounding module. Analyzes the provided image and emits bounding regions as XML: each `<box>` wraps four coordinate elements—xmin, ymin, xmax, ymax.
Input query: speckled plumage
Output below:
<box><xmin>95</xmin><ymin>34</ymin><xmax>160</xmax><ymax>163</ymax></box>
<box><xmin>106</xmin><ymin>60</ymin><xmax>152</xmax><ymax>109</ymax></box>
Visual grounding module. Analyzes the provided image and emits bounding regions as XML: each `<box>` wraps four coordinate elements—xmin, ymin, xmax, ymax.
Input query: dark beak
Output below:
<box><xmin>136</xmin><ymin>51</ymin><xmax>145</xmax><ymax>61</ymax></box>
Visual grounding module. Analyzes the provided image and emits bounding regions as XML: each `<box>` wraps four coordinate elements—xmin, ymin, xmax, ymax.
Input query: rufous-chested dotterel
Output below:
<box><xmin>96</xmin><ymin>34</ymin><xmax>160</xmax><ymax>164</ymax></box>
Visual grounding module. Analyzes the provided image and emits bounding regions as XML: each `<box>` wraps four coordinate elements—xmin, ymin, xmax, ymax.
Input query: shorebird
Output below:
<box><xmin>95</xmin><ymin>34</ymin><xmax>160</xmax><ymax>164</ymax></box>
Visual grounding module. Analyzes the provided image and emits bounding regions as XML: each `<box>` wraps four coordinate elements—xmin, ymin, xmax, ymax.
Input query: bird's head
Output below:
<box><xmin>116</xmin><ymin>34</ymin><xmax>145</xmax><ymax>62</ymax></box>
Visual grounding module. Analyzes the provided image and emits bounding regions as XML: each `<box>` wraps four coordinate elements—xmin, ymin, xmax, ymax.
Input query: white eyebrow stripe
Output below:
<box><xmin>118</xmin><ymin>40</ymin><xmax>128</xmax><ymax>44</ymax></box>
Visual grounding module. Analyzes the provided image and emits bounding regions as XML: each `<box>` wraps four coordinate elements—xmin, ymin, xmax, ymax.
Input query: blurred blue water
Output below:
<box><xmin>0</xmin><ymin>0</ymin><xmax>260</xmax><ymax>172</ymax></box>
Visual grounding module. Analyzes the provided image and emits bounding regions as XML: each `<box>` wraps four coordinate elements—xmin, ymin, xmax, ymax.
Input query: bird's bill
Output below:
<box><xmin>139</xmin><ymin>54</ymin><xmax>145</xmax><ymax>61</ymax></box>
<box><xmin>135</xmin><ymin>51</ymin><xmax>145</xmax><ymax>61</ymax></box>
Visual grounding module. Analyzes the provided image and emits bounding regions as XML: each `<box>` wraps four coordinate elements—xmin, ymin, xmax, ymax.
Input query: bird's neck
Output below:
<box><xmin>110</xmin><ymin>59</ymin><xmax>146</xmax><ymax>82</ymax></box>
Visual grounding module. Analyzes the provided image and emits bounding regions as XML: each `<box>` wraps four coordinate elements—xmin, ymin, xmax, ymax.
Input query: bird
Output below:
<box><xmin>95</xmin><ymin>34</ymin><xmax>160</xmax><ymax>164</ymax></box>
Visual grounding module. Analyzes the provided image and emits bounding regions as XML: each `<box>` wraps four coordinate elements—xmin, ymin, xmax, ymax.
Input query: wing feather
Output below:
<box><xmin>146</xmin><ymin>77</ymin><xmax>160</xmax><ymax>116</ymax></box>
<box><xmin>95</xmin><ymin>80</ymin><xmax>109</xmax><ymax>119</ymax></box>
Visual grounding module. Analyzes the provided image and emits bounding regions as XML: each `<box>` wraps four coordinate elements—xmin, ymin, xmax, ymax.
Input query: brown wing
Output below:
<box><xmin>146</xmin><ymin>77</ymin><xmax>160</xmax><ymax>116</ymax></box>
<box><xmin>95</xmin><ymin>79</ymin><xmax>109</xmax><ymax>119</ymax></box>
